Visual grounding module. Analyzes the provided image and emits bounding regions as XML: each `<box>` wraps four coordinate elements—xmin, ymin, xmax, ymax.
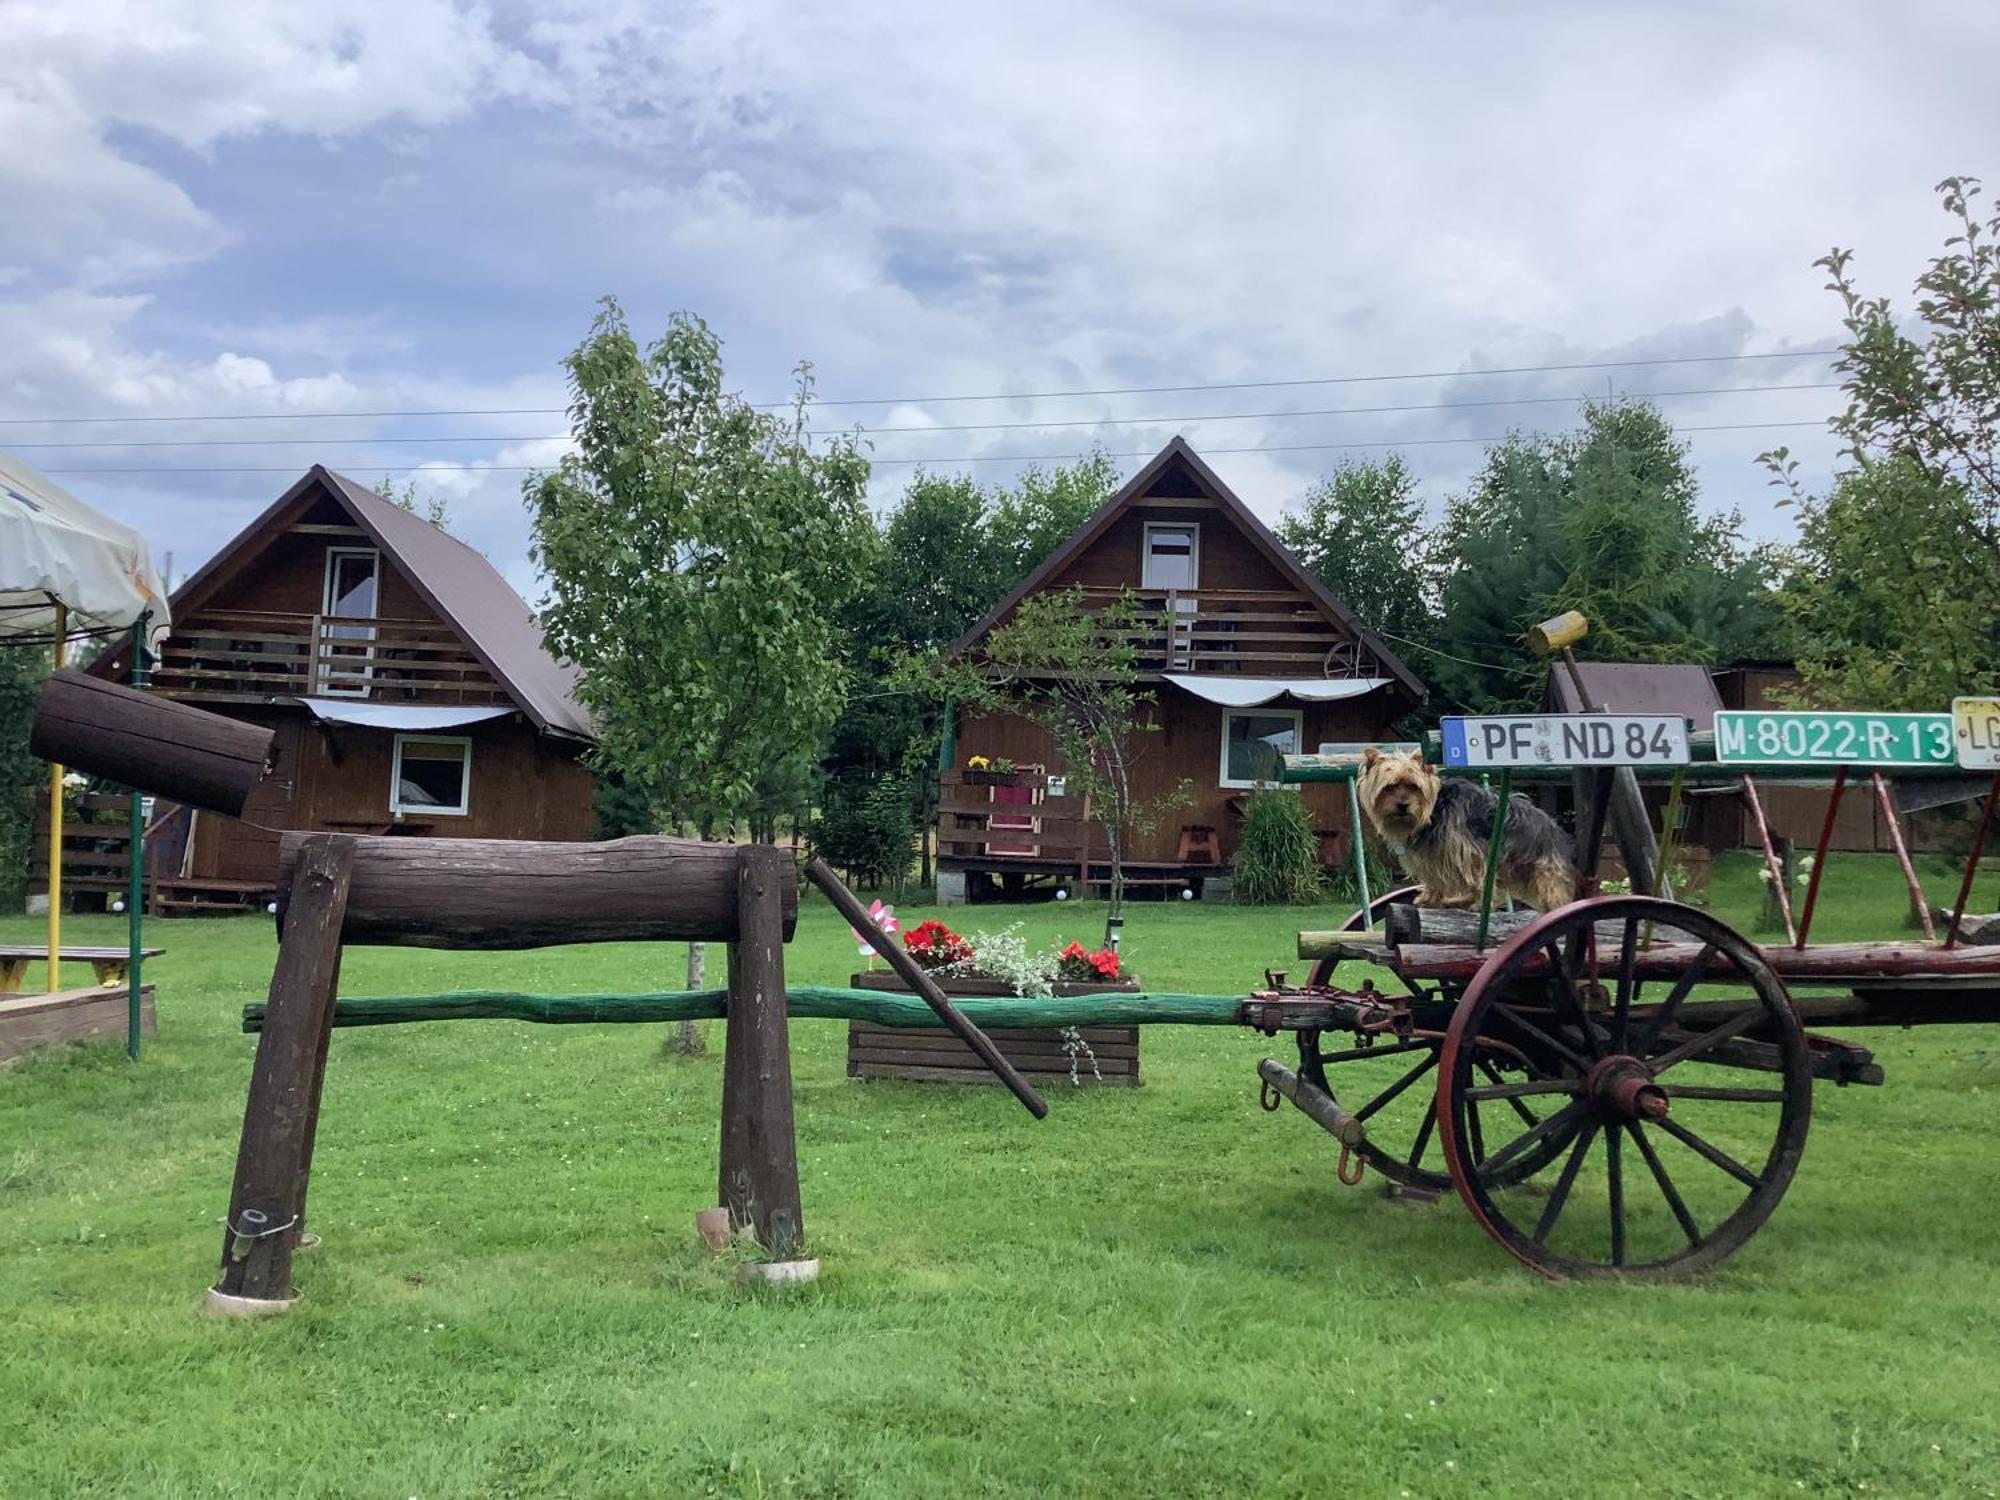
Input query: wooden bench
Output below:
<box><xmin>0</xmin><ymin>945</ymin><xmax>164</xmax><ymax>995</ymax></box>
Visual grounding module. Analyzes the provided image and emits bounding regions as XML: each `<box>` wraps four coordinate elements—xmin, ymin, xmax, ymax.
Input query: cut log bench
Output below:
<box><xmin>0</xmin><ymin>945</ymin><xmax>163</xmax><ymax>995</ymax></box>
<box><xmin>845</xmin><ymin>972</ymin><xmax>1143</xmax><ymax>1086</ymax></box>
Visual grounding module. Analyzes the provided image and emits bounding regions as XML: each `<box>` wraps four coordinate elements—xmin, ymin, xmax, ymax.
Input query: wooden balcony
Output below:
<box><xmin>150</xmin><ymin>610</ymin><xmax>509</xmax><ymax>706</ymax></box>
<box><xmin>937</xmin><ymin>770</ymin><xmax>1090</xmax><ymax>871</ymax></box>
<box><xmin>1069</xmin><ymin>587</ymin><xmax>1375</xmax><ymax>677</ymax></box>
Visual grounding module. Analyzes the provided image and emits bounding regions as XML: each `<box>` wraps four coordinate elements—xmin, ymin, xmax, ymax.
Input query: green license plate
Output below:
<box><xmin>1712</xmin><ymin>711</ymin><xmax>1956</xmax><ymax>766</ymax></box>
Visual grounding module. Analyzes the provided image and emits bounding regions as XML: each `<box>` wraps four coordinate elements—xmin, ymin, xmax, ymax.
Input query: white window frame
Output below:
<box><xmin>319</xmin><ymin>546</ymin><xmax>381</xmax><ymax>697</ymax></box>
<box><xmin>1219</xmin><ymin>707</ymin><xmax>1304</xmax><ymax>790</ymax></box>
<box><xmin>1141</xmin><ymin>521</ymin><xmax>1201</xmax><ymax>591</ymax></box>
<box><xmin>390</xmin><ymin>733</ymin><xmax>472</xmax><ymax>817</ymax></box>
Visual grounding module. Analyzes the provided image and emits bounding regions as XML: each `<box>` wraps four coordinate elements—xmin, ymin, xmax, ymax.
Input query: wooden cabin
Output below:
<box><xmin>938</xmin><ymin>437</ymin><xmax>1426</xmax><ymax>902</ymax></box>
<box><xmin>82</xmin><ymin>466</ymin><xmax>595</xmax><ymax>911</ymax></box>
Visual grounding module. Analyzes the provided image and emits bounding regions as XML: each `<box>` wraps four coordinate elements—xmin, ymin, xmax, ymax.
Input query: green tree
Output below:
<box><xmin>1762</xmin><ymin>175</ymin><xmax>2000</xmax><ymax>708</ymax></box>
<box><xmin>526</xmin><ymin>300</ymin><xmax>872</xmax><ymax>842</ymax></box>
<box><xmin>0</xmin><ymin>646</ymin><xmax>48</xmax><ymax>910</ymax></box>
<box><xmin>1769</xmin><ymin>456</ymin><xmax>1993</xmax><ymax>709</ymax></box>
<box><xmin>1276</xmin><ymin>454</ymin><xmax>1434</xmax><ymax>645</ymax></box>
<box><xmin>1431</xmin><ymin>401</ymin><xmax>1779</xmax><ymax>710</ymax></box>
<box><xmin>984</xmin><ymin>450</ymin><xmax>1119</xmax><ymax>590</ymax></box>
<box><xmin>916</xmin><ymin>588</ymin><xmax>1189</xmax><ymax>941</ymax></box>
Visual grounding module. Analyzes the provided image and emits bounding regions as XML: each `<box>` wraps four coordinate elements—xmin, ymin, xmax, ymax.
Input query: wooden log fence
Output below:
<box><xmin>31</xmin><ymin>669</ymin><xmax>275</xmax><ymax>818</ymax></box>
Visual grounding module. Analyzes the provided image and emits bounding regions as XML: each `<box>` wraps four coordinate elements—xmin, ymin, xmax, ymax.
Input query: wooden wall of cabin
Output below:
<box><xmin>183</xmin><ymin>710</ymin><xmax>597</xmax><ymax>888</ymax></box>
<box><xmin>951</xmin><ymin>688</ymin><xmax>1402</xmax><ymax>865</ymax></box>
<box><xmin>1042</xmin><ymin>504</ymin><xmax>1300</xmax><ymax>597</ymax></box>
<box><xmin>186</xmin><ymin>490</ymin><xmax>444</xmax><ymax>624</ymax></box>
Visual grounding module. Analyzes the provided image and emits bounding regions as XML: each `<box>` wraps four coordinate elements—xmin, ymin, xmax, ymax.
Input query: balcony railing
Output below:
<box><xmin>151</xmin><ymin>609</ymin><xmax>509</xmax><ymax>705</ymax></box>
<box><xmin>1069</xmin><ymin>587</ymin><xmax>1373</xmax><ymax>676</ymax></box>
<box><xmin>936</xmin><ymin>769</ymin><xmax>1089</xmax><ymax>867</ymax></box>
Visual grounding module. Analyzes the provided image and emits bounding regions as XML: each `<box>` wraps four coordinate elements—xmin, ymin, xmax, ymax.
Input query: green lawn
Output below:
<box><xmin>3</xmin><ymin>853</ymin><xmax>1998</xmax><ymax>1498</ymax></box>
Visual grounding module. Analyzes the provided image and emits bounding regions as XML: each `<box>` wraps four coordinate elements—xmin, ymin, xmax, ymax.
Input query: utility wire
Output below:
<box><xmin>0</xmin><ymin>347</ymin><xmax>1840</xmax><ymax>427</ymax></box>
<box><xmin>0</xmin><ymin>382</ymin><xmax>1839</xmax><ymax>450</ymax></box>
<box><xmin>1376</xmin><ymin>629</ymin><xmax>1541</xmax><ymax>680</ymax></box>
<box><xmin>36</xmin><ymin>418</ymin><xmax>1829</xmax><ymax>476</ymax></box>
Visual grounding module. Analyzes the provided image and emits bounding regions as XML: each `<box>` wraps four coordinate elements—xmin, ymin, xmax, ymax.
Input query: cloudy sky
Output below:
<box><xmin>3</xmin><ymin>0</ymin><xmax>1994</xmax><ymax>598</ymax></box>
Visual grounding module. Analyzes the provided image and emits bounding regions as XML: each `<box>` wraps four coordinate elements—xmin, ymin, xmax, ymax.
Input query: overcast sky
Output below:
<box><xmin>3</xmin><ymin>1</ymin><xmax>1994</xmax><ymax>599</ymax></box>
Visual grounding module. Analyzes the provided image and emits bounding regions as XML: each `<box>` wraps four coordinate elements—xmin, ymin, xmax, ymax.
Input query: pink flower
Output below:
<box><xmin>851</xmin><ymin>898</ymin><xmax>899</xmax><ymax>956</ymax></box>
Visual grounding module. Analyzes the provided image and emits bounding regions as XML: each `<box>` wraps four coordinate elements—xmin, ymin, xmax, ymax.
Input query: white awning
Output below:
<box><xmin>0</xmin><ymin>450</ymin><xmax>170</xmax><ymax>644</ymax></box>
<box><xmin>1163</xmin><ymin>674</ymin><xmax>1392</xmax><ymax>708</ymax></box>
<box><xmin>298</xmin><ymin>699</ymin><xmax>517</xmax><ymax>731</ymax></box>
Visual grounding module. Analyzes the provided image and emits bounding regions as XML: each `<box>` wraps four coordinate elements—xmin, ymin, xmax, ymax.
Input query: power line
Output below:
<box><xmin>0</xmin><ymin>382</ymin><xmax>1840</xmax><ymax>450</ymax></box>
<box><xmin>0</xmin><ymin>347</ymin><xmax>1841</xmax><ymax>427</ymax></box>
<box><xmin>35</xmin><ymin>418</ymin><xmax>1829</xmax><ymax>476</ymax></box>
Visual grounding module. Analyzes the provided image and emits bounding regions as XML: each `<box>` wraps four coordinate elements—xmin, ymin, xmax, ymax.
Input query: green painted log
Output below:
<box><xmin>241</xmin><ymin>986</ymin><xmax>1248</xmax><ymax>1034</ymax></box>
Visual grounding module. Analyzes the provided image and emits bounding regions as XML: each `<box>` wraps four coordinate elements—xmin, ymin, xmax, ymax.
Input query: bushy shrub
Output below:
<box><xmin>0</xmin><ymin>648</ymin><xmax>48</xmax><ymax>912</ymax></box>
<box><xmin>1231</xmin><ymin>788</ymin><xmax>1324</xmax><ymax>905</ymax></box>
<box><xmin>811</xmin><ymin>776</ymin><xmax>915</xmax><ymax>891</ymax></box>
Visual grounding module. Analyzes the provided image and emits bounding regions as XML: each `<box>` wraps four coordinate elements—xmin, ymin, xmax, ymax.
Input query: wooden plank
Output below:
<box><xmin>719</xmin><ymin>845</ymin><xmax>804</xmax><ymax>1256</ymax></box>
<box><xmin>0</xmin><ymin>986</ymin><xmax>156</xmax><ymax>1062</ymax></box>
<box><xmin>211</xmin><ymin>835</ymin><xmax>354</xmax><ymax>1308</ymax></box>
<box><xmin>848</xmin><ymin>1062</ymin><xmax>1141</xmax><ymax>1087</ymax></box>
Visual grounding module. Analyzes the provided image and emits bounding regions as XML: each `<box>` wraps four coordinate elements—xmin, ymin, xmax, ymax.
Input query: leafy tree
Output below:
<box><xmin>1768</xmin><ymin>456</ymin><xmax>1993</xmax><ymax>709</ymax></box>
<box><xmin>1275</xmin><ymin>454</ymin><xmax>1434</xmax><ymax>645</ymax></box>
<box><xmin>809</xmin><ymin>775</ymin><xmax>915</xmax><ymax>893</ymax></box>
<box><xmin>526</xmin><ymin>300</ymin><xmax>872</xmax><ymax>841</ymax></box>
<box><xmin>1431</xmin><ymin>401</ymin><xmax>1779</xmax><ymax>710</ymax></box>
<box><xmin>1762</xmin><ymin>175</ymin><xmax>2000</xmax><ymax>708</ymax></box>
<box><xmin>984</xmin><ymin>450</ymin><xmax>1119</xmax><ymax>591</ymax></box>
<box><xmin>0</xmin><ymin>646</ymin><xmax>47</xmax><ymax>910</ymax></box>
<box><xmin>917</xmin><ymin>588</ymin><xmax>1189</xmax><ymax>941</ymax></box>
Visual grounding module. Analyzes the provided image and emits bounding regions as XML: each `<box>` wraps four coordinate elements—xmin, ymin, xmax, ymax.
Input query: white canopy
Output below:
<box><xmin>0</xmin><ymin>450</ymin><xmax>170</xmax><ymax>644</ymax></box>
<box><xmin>298</xmin><ymin>699</ymin><xmax>516</xmax><ymax>732</ymax></box>
<box><xmin>1164</xmin><ymin>674</ymin><xmax>1393</xmax><ymax>708</ymax></box>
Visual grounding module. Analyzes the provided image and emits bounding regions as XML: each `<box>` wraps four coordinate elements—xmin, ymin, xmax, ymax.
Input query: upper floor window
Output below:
<box><xmin>1142</xmin><ymin>522</ymin><xmax>1200</xmax><ymax>591</ymax></box>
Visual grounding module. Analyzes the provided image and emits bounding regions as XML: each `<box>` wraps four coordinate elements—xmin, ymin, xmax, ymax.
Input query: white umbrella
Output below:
<box><xmin>1</xmin><ymin>451</ymin><xmax>168</xmax><ymax>1024</ymax></box>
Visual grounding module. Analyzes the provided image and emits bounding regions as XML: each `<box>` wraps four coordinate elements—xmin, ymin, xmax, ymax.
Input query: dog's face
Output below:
<box><xmin>1356</xmin><ymin>747</ymin><xmax>1440</xmax><ymax>840</ymax></box>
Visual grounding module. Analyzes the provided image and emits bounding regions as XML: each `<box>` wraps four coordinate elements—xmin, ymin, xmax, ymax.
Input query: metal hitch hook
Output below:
<box><xmin>1259</xmin><ymin>1077</ymin><xmax>1281</xmax><ymax>1112</ymax></box>
<box><xmin>1337</xmin><ymin>1146</ymin><xmax>1366</xmax><ymax>1186</ymax></box>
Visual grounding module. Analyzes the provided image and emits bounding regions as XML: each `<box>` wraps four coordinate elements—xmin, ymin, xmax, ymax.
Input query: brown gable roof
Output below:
<box><xmin>163</xmin><ymin>466</ymin><xmax>592</xmax><ymax>740</ymax></box>
<box><xmin>947</xmin><ymin>436</ymin><xmax>1427</xmax><ymax>700</ymax></box>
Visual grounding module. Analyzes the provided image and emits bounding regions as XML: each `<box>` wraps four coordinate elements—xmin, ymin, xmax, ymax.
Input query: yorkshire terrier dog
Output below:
<box><xmin>1356</xmin><ymin>747</ymin><xmax>1577</xmax><ymax>911</ymax></box>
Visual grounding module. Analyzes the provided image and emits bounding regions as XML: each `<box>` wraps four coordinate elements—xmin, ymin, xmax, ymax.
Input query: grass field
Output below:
<box><xmin>3</xmin><ymin>851</ymin><xmax>1998</xmax><ymax>1498</ymax></box>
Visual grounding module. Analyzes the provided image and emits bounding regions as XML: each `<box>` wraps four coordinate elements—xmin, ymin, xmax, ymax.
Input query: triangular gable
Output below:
<box><xmin>948</xmin><ymin>436</ymin><xmax>1427</xmax><ymax>701</ymax></box>
<box><xmin>134</xmin><ymin>467</ymin><xmax>592</xmax><ymax>739</ymax></box>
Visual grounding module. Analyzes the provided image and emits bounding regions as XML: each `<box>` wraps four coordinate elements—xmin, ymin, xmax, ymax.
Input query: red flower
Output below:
<box><xmin>903</xmin><ymin>918</ymin><xmax>973</xmax><ymax>971</ymax></box>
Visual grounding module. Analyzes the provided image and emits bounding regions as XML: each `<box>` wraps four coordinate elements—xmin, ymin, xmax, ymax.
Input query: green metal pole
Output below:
<box><xmin>126</xmin><ymin>614</ymin><xmax>148</xmax><ymax>1060</ymax></box>
<box><xmin>1344</xmin><ymin>769</ymin><xmax>1372</xmax><ymax>915</ymax></box>
<box><xmin>1475</xmin><ymin>770</ymin><xmax>1513</xmax><ymax>950</ymax></box>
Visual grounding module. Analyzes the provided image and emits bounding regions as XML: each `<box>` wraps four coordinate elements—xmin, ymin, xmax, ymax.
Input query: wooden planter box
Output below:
<box><xmin>845</xmin><ymin>971</ymin><xmax>1142</xmax><ymax>1087</ymax></box>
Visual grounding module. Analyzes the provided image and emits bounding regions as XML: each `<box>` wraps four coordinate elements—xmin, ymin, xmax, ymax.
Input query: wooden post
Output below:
<box><xmin>207</xmin><ymin>835</ymin><xmax>355</xmax><ymax>1313</ymax></box>
<box><xmin>718</xmin><ymin>845</ymin><xmax>805</xmax><ymax>1257</ymax></box>
<box><xmin>47</xmin><ymin>602</ymin><xmax>66</xmax><ymax>993</ymax></box>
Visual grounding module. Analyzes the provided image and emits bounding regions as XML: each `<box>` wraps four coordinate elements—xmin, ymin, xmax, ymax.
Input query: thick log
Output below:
<box><xmin>804</xmin><ymin>856</ymin><xmax>1047</xmax><ymax>1120</ymax></box>
<box><xmin>243</xmin><ymin>987</ymin><xmax>1251</xmax><ymax>1032</ymax></box>
<box><xmin>719</xmin><ymin>845</ymin><xmax>804</xmax><ymax>1257</ymax></box>
<box><xmin>31</xmin><ymin>670</ymin><xmax>274</xmax><ymax>816</ymax></box>
<box><xmin>276</xmin><ymin>833</ymin><xmax>792</xmax><ymax>949</ymax></box>
<box><xmin>211</xmin><ymin>835</ymin><xmax>353</xmax><ymax>1311</ymax></box>
<box><xmin>1295</xmin><ymin>928</ymin><xmax>1388</xmax><ymax>960</ymax></box>
<box><xmin>1393</xmin><ymin>939</ymin><xmax>2000</xmax><ymax>984</ymax></box>
<box><xmin>1382</xmin><ymin>903</ymin><xmax>1594</xmax><ymax>949</ymax></box>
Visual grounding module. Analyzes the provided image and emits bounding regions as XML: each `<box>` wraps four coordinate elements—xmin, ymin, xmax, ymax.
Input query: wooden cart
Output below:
<box><xmin>1249</xmin><ymin>706</ymin><xmax>2000</xmax><ymax>1280</ymax></box>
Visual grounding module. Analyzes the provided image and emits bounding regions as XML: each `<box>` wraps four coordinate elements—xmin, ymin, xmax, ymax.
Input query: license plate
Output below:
<box><xmin>1712</xmin><ymin>710</ymin><xmax>1955</xmax><ymax>766</ymax></box>
<box><xmin>1952</xmin><ymin>698</ymin><xmax>2000</xmax><ymax>769</ymax></box>
<box><xmin>1441</xmin><ymin>715</ymin><xmax>1690</xmax><ymax>769</ymax></box>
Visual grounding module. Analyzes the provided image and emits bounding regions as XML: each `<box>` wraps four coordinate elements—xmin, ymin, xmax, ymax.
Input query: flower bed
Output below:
<box><xmin>844</xmin><ymin>918</ymin><xmax>1142</xmax><ymax>1087</ymax></box>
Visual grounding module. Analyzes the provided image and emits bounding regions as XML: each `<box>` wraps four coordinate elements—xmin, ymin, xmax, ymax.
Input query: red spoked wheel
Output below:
<box><xmin>1437</xmin><ymin>896</ymin><xmax>1812</xmax><ymax>1280</ymax></box>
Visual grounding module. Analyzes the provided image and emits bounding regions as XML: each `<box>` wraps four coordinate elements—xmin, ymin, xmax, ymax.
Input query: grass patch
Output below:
<box><xmin>1</xmin><ymin>851</ymin><xmax>1997</xmax><ymax>1496</ymax></box>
